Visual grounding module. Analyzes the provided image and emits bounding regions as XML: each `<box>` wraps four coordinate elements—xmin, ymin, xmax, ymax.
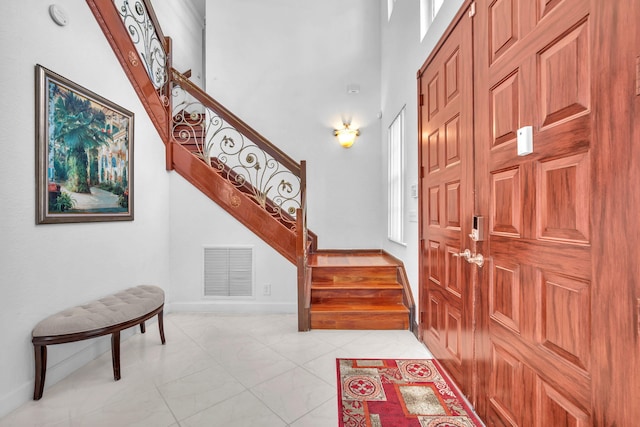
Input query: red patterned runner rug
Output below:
<box><xmin>337</xmin><ymin>359</ymin><xmax>484</xmax><ymax>427</ymax></box>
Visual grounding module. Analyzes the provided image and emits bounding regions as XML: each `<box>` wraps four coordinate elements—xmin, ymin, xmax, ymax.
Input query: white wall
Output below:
<box><xmin>196</xmin><ymin>0</ymin><xmax>467</xmax><ymax>314</ymax></box>
<box><xmin>0</xmin><ymin>0</ymin><xmax>464</xmax><ymax>417</ymax></box>
<box><xmin>168</xmin><ymin>175</ymin><xmax>297</xmax><ymax>312</ymax></box>
<box><xmin>0</xmin><ymin>0</ymin><xmax>171</xmax><ymax>417</ymax></box>
<box><xmin>204</xmin><ymin>0</ymin><xmax>384</xmax><ymax>250</ymax></box>
<box><xmin>153</xmin><ymin>0</ymin><xmax>205</xmax><ymax>89</ymax></box>
<box><xmin>163</xmin><ymin>0</ymin><xmax>386</xmax><ymax>312</ymax></box>
<box><xmin>151</xmin><ymin>0</ymin><xmax>300</xmax><ymax>312</ymax></box>
<box><xmin>380</xmin><ymin>0</ymin><xmax>465</xmax><ymax>312</ymax></box>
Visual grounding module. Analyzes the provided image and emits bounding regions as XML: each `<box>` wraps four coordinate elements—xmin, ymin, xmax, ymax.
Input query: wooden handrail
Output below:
<box><xmin>88</xmin><ymin>0</ymin><xmax>303</xmax><ymax>199</ymax></box>
<box><xmin>90</xmin><ymin>0</ymin><xmax>312</xmax><ymax>306</ymax></box>
<box><xmin>171</xmin><ymin>69</ymin><xmax>301</xmax><ymax>176</ymax></box>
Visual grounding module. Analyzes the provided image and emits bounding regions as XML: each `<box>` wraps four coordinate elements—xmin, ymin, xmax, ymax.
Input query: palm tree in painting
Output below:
<box><xmin>51</xmin><ymin>86</ymin><xmax>112</xmax><ymax>193</ymax></box>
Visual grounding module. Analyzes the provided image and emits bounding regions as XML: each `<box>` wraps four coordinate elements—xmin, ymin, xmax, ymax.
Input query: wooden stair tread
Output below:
<box><xmin>308</xmin><ymin>250</ymin><xmax>401</xmax><ymax>267</ymax></box>
<box><xmin>310</xmin><ymin>303</ymin><xmax>409</xmax><ymax>312</ymax></box>
<box><xmin>311</xmin><ymin>281</ymin><xmax>402</xmax><ymax>289</ymax></box>
<box><xmin>307</xmin><ymin>249</ymin><xmax>412</xmax><ymax>331</ymax></box>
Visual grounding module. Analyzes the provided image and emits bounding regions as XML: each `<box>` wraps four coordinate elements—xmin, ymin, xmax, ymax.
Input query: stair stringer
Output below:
<box><xmin>172</xmin><ymin>142</ymin><xmax>297</xmax><ymax>264</ymax></box>
<box><xmin>87</xmin><ymin>0</ymin><xmax>306</xmax><ymax>321</ymax></box>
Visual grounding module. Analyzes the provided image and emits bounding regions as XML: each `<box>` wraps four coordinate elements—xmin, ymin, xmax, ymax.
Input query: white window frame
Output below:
<box><xmin>387</xmin><ymin>0</ymin><xmax>397</xmax><ymax>21</ymax></box>
<box><xmin>420</xmin><ymin>0</ymin><xmax>445</xmax><ymax>41</ymax></box>
<box><xmin>387</xmin><ymin>107</ymin><xmax>405</xmax><ymax>245</ymax></box>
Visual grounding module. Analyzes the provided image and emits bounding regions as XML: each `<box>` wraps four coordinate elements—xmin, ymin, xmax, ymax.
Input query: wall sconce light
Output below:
<box><xmin>334</xmin><ymin>124</ymin><xmax>360</xmax><ymax>148</ymax></box>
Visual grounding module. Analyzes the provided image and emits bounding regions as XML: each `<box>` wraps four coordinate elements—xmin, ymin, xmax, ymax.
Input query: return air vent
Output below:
<box><xmin>203</xmin><ymin>246</ymin><xmax>253</xmax><ymax>297</ymax></box>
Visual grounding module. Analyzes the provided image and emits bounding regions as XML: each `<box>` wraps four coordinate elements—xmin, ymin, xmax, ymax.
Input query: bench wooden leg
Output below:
<box><xmin>111</xmin><ymin>331</ymin><xmax>121</xmax><ymax>381</ymax></box>
<box><xmin>33</xmin><ymin>345</ymin><xmax>47</xmax><ymax>400</ymax></box>
<box><xmin>158</xmin><ymin>310</ymin><xmax>166</xmax><ymax>344</ymax></box>
<box><xmin>140</xmin><ymin>321</ymin><xmax>146</xmax><ymax>334</ymax></box>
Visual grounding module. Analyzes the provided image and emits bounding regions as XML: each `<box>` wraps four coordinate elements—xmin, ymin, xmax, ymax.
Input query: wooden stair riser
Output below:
<box><xmin>310</xmin><ymin>311</ymin><xmax>409</xmax><ymax>330</ymax></box>
<box><xmin>311</xmin><ymin>288</ymin><xmax>404</xmax><ymax>304</ymax></box>
<box><xmin>311</xmin><ymin>266</ymin><xmax>398</xmax><ymax>284</ymax></box>
<box><xmin>309</xmin><ymin>260</ymin><xmax>410</xmax><ymax>330</ymax></box>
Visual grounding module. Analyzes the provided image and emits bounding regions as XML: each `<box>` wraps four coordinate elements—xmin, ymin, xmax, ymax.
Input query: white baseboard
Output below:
<box><xmin>0</xmin><ymin>304</ymin><xmax>294</xmax><ymax>418</ymax></box>
<box><xmin>0</xmin><ymin>380</ymin><xmax>32</xmax><ymax>420</ymax></box>
<box><xmin>169</xmin><ymin>301</ymin><xmax>297</xmax><ymax>313</ymax></box>
<box><xmin>0</xmin><ymin>328</ymin><xmax>138</xmax><ymax>419</ymax></box>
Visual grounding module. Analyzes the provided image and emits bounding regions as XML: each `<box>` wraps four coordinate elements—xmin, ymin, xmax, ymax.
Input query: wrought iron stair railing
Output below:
<box><xmin>86</xmin><ymin>0</ymin><xmax>417</xmax><ymax>335</ymax></box>
<box><xmin>87</xmin><ymin>0</ymin><xmax>314</xmax><ymax>330</ymax></box>
<box><xmin>114</xmin><ymin>0</ymin><xmax>168</xmax><ymax>91</ymax></box>
<box><xmin>170</xmin><ymin>69</ymin><xmax>303</xmax><ymax>231</ymax></box>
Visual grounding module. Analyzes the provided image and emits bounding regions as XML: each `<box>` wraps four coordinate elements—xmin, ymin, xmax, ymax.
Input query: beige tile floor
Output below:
<box><xmin>0</xmin><ymin>313</ymin><xmax>433</xmax><ymax>426</ymax></box>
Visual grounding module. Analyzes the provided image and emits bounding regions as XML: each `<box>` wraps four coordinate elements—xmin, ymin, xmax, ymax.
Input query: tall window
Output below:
<box><xmin>388</xmin><ymin>108</ymin><xmax>405</xmax><ymax>245</ymax></box>
<box><xmin>420</xmin><ymin>0</ymin><xmax>445</xmax><ymax>40</ymax></box>
<box><xmin>388</xmin><ymin>0</ymin><xmax>397</xmax><ymax>21</ymax></box>
<box><xmin>433</xmin><ymin>0</ymin><xmax>444</xmax><ymax>16</ymax></box>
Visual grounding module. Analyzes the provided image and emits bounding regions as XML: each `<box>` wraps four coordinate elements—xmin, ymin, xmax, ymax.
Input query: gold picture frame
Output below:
<box><xmin>35</xmin><ymin>65</ymin><xmax>134</xmax><ymax>224</ymax></box>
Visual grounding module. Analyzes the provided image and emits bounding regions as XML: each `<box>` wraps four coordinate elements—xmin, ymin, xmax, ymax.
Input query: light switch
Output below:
<box><xmin>517</xmin><ymin>126</ymin><xmax>533</xmax><ymax>156</ymax></box>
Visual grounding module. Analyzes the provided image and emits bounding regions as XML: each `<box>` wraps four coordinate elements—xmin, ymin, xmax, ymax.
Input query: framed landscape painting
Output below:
<box><xmin>35</xmin><ymin>65</ymin><xmax>134</xmax><ymax>224</ymax></box>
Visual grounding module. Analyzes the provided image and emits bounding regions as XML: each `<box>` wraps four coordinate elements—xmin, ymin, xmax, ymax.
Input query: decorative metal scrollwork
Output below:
<box><xmin>114</xmin><ymin>0</ymin><xmax>167</xmax><ymax>90</ymax></box>
<box><xmin>171</xmin><ymin>85</ymin><xmax>301</xmax><ymax>227</ymax></box>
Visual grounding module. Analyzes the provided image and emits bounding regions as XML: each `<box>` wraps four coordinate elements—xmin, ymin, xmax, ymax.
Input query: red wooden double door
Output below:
<box><xmin>418</xmin><ymin>0</ymin><xmax>639</xmax><ymax>425</ymax></box>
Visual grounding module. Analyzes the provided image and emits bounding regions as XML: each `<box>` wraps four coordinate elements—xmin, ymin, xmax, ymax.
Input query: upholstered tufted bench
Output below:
<box><xmin>31</xmin><ymin>285</ymin><xmax>165</xmax><ymax>400</ymax></box>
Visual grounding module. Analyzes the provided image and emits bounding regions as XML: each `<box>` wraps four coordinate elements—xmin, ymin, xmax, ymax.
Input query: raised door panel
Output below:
<box><xmin>445</xmin><ymin>181</ymin><xmax>461</xmax><ymax>229</ymax></box>
<box><xmin>445</xmin><ymin>246</ymin><xmax>463</xmax><ymax>297</ymax></box>
<box><xmin>445</xmin><ymin>304</ymin><xmax>463</xmax><ymax>365</ymax></box>
<box><xmin>490</xmin><ymin>71</ymin><xmax>520</xmax><ymax>147</ymax></box>
<box><xmin>428</xmin><ymin>74</ymin><xmax>440</xmax><ymax>120</ymax></box>
<box><xmin>428</xmin><ymin>240</ymin><xmax>442</xmax><ymax>285</ymax></box>
<box><xmin>445</xmin><ymin>49</ymin><xmax>461</xmax><ymax>103</ymax></box>
<box><xmin>475</xmin><ymin>0</ymin><xmax>593</xmax><ymax>424</ymax></box>
<box><xmin>537</xmin><ymin>152</ymin><xmax>590</xmax><ymax>243</ymax></box>
<box><xmin>490</xmin><ymin>260</ymin><xmax>521</xmax><ymax>334</ymax></box>
<box><xmin>428</xmin><ymin>186</ymin><xmax>440</xmax><ymax>226</ymax></box>
<box><xmin>428</xmin><ymin>129</ymin><xmax>441</xmax><ymax>172</ymax></box>
<box><xmin>538</xmin><ymin>379</ymin><xmax>590</xmax><ymax>427</ymax></box>
<box><xmin>490</xmin><ymin>167</ymin><xmax>521</xmax><ymax>236</ymax></box>
<box><xmin>445</xmin><ymin>115</ymin><xmax>461</xmax><ymax>166</ymax></box>
<box><xmin>489</xmin><ymin>0</ymin><xmax>519</xmax><ymax>63</ymax></box>
<box><xmin>538</xmin><ymin>271</ymin><xmax>591</xmax><ymax>372</ymax></box>
<box><xmin>538</xmin><ymin>0</ymin><xmax>563</xmax><ymax>19</ymax></box>
<box><xmin>539</xmin><ymin>20</ymin><xmax>590</xmax><ymax>128</ymax></box>
<box><xmin>427</xmin><ymin>292</ymin><xmax>442</xmax><ymax>339</ymax></box>
<box><xmin>487</xmin><ymin>343</ymin><xmax>522</xmax><ymax>426</ymax></box>
<box><xmin>418</xmin><ymin>7</ymin><xmax>474</xmax><ymax>397</ymax></box>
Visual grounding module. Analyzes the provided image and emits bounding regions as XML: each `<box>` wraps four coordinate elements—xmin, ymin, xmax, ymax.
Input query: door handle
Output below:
<box><xmin>453</xmin><ymin>249</ymin><xmax>484</xmax><ymax>267</ymax></box>
<box><xmin>453</xmin><ymin>249</ymin><xmax>472</xmax><ymax>259</ymax></box>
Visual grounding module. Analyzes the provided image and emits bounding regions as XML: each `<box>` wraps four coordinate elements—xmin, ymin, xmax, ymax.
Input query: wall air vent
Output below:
<box><xmin>203</xmin><ymin>246</ymin><xmax>253</xmax><ymax>297</ymax></box>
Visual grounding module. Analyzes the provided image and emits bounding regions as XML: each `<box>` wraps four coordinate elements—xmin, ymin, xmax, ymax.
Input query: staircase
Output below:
<box><xmin>309</xmin><ymin>251</ymin><xmax>411</xmax><ymax>329</ymax></box>
<box><xmin>86</xmin><ymin>0</ymin><xmax>414</xmax><ymax>333</ymax></box>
